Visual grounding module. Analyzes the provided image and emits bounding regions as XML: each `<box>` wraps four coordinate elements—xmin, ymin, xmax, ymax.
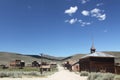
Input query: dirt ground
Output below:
<box><xmin>0</xmin><ymin>65</ymin><xmax>87</xmax><ymax>80</ymax></box>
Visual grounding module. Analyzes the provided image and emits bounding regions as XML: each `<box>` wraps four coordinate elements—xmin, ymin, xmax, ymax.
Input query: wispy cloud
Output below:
<box><xmin>65</xmin><ymin>6</ymin><xmax>78</xmax><ymax>16</ymax></box>
<box><xmin>65</xmin><ymin>19</ymin><xmax>92</xmax><ymax>26</ymax></box>
<box><xmin>81</xmin><ymin>8</ymin><xmax>106</xmax><ymax>21</ymax></box>
<box><xmin>78</xmin><ymin>20</ymin><xmax>91</xmax><ymax>26</ymax></box>
<box><xmin>91</xmin><ymin>8</ymin><xmax>106</xmax><ymax>21</ymax></box>
<box><xmin>91</xmin><ymin>8</ymin><xmax>101</xmax><ymax>14</ymax></box>
<box><xmin>64</xmin><ymin>1</ymin><xmax>106</xmax><ymax>26</ymax></box>
<box><xmin>81</xmin><ymin>10</ymin><xmax>90</xmax><ymax>16</ymax></box>
<box><xmin>65</xmin><ymin>18</ymin><xmax>77</xmax><ymax>24</ymax></box>
<box><xmin>96</xmin><ymin>3</ymin><xmax>104</xmax><ymax>6</ymax></box>
<box><xmin>81</xmin><ymin>0</ymin><xmax>90</xmax><ymax>4</ymax></box>
<box><xmin>98</xmin><ymin>14</ymin><xmax>106</xmax><ymax>21</ymax></box>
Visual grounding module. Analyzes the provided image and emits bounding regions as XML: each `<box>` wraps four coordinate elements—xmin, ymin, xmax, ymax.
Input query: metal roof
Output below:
<box><xmin>81</xmin><ymin>52</ymin><xmax>115</xmax><ymax>59</ymax></box>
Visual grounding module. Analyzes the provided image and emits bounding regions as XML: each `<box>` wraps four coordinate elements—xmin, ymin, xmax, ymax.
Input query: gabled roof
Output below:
<box><xmin>81</xmin><ymin>52</ymin><xmax>115</xmax><ymax>59</ymax></box>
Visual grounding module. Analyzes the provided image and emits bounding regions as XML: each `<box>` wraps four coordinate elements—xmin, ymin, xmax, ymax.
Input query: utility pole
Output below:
<box><xmin>40</xmin><ymin>53</ymin><xmax>43</xmax><ymax>75</ymax></box>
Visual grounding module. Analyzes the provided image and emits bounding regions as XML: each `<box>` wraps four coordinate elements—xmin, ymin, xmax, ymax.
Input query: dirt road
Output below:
<box><xmin>48</xmin><ymin>64</ymin><xmax>87</xmax><ymax>80</ymax></box>
<box><xmin>1</xmin><ymin>65</ymin><xmax>87</xmax><ymax>80</ymax></box>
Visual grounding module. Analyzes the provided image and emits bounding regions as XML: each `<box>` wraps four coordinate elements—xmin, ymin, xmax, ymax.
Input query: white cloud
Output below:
<box><xmin>65</xmin><ymin>6</ymin><xmax>78</xmax><ymax>16</ymax></box>
<box><xmin>91</xmin><ymin>8</ymin><xmax>101</xmax><ymax>14</ymax></box>
<box><xmin>96</xmin><ymin>3</ymin><xmax>104</xmax><ymax>6</ymax></box>
<box><xmin>65</xmin><ymin>19</ymin><xmax>92</xmax><ymax>26</ymax></box>
<box><xmin>81</xmin><ymin>0</ymin><xmax>90</xmax><ymax>4</ymax></box>
<box><xmin>65</xmin><ymin>18</ymin><xmax>77</xmax><ymax>24</ymax></box>
<box><xmin>81</xmin><ymin>8</ymin><xmax>106</xmax><ymax>21</ymax></box>
<box><xmin>98</xmin><ymin>14</ymin><xmax>106</xmax><ymax>21</ymax></box>
<box><xmin>78</xmin><ymin>19</ymin><xmax>82</xmax><ymax>23</ymax></box>
<box><xmin>90</xmin><ymin>8</ymin><xmax>106</xmax><ymax>21</ymax></box>
<box><xmin>78</xmin><ymin>20</ymin><xmax>91</xmax><ymax>26</ymax></box>
<box><xmin>81</xmin><ymin>10</ymin><xmax>90</xmax><ymax>16</ymax></box>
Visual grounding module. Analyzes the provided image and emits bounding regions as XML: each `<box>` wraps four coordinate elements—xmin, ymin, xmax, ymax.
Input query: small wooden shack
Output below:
<box><xmin>79</xmin><ymin>52</ymin><xmax>115</xmax><ymax>73</ymax></box>
<box><xmin>32</xmin><ymin>61</ymin><xmax>40</xmax><ymax>67</ymax></box>
<box><xmin>10</xmin><ymin>60</ymin><xmax>25</xmax><ymax>68</ymax></box>
<box><xmin>0</xmin><ymin>64</ymin><xmax>9</xmax><ymax>69</ymax></box>
<box><xmin>41</xmin><ymin>64</ymin><xmax>51</xmax><ymax>71</ymax></box>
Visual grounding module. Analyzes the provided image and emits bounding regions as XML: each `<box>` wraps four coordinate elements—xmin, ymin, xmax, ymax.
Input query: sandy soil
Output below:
<box><xmin>0</xmin><ymin>65</ymin><xmax>87</xmax><ymax>80</ymax></box>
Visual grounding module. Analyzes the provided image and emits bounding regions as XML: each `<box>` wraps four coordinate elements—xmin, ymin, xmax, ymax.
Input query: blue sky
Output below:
<box><xmin>0</xmin><ymin>0</ymin><xmax>120</xmax><ymax>57</ymax></box>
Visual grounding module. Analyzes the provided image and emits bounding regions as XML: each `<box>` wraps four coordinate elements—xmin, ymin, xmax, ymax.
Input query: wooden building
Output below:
<box><xmin>41</xmin><ymin>65</ymin><xmax>51</xmax><ymax>71</ymax></box>
<box><xmin>115</xmin><ymin>63</ymin><xmax>120</xmax><ymax>74</ymax></box>
<box><xmin>72</xmin><ymin>61</ymin><xmax>79</xmax><ymax>72</ymax></box>
<box><xmin>79</xmin><ymin>44</ymin><xmax>115</xmax><ymax>73</ymax></box>
<box><xmin>63</xmin><ymin>61</ymin><xmax>72</xmax><ymax>71</ymax></box>
<box><xmin>10</xmin><ymin>60</ymin><xmax>25</xmax><ymax>68</ymax></box>
<box><xmin>32</xmin><ymin>61</ymin><xmax>40</xmax><ymax>67</ymax></box>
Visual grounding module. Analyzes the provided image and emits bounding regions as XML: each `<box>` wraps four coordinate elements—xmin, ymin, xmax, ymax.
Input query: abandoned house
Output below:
<box><xmin>10</xmin><ymin>60</ymin><xmax>25</xmax><ymax>68</ymax></box>
<box><xmin>32</xmin><ymin>61</ymin><xmax>40</xmax><ymax>67</ymax></box>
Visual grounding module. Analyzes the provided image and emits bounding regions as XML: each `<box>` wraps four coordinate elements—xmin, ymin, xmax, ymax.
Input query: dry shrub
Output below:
<box><xmin>114</xmin><ymin>75</ymin><xmax>120</xmax><ymax>80</ymax></box>
<box><xmin>80</xmin><ymin>71</ymin><xmax>89</xmax><ymax>76</ymax></box>
<box><xmin>88</xmin><ymin>72</ymin><xmax>115</xmax><ymax>80</ymax></box>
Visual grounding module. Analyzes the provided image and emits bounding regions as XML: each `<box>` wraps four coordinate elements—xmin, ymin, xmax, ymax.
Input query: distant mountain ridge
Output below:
<box><xmin>0</xmin><ymin>51</ymin><xmax>120</xmax><ymax>65</ymax></box>
<box><xmin>0</xmin><ymin>52</ymin><xmax>65</xmax><ymax>65</ymax></box>
<box><xmin>26</xmin><ymin>54</ymin><xmax>65</xmax><ymax>61</ymax></box>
